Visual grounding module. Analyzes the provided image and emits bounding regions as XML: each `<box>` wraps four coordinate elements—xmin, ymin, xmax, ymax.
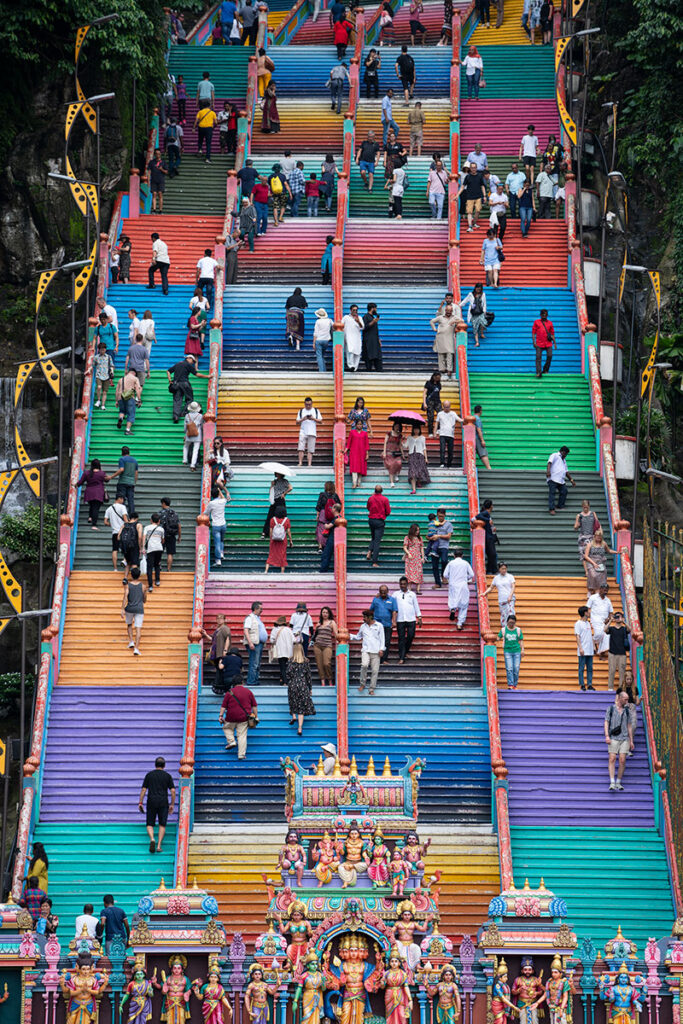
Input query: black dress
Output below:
<box><xmin>287</xmin><ymin>660</ymin><xmax>316</xmax><ymax>716</ymax></box>
<box><xmin>362</xmin><ymin>313</ymin><xmax>382</xmax><ymax>369</ymax></box>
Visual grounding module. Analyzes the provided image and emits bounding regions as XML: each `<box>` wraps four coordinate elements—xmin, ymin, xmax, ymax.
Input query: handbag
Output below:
<box><xmin>485</xmin><ymin>311</ymin><xmax>495</xmax><ymax>326</ymax></box>
<box><xmin>139</xmin><ymin>554</ymin><xmax>148</xmax><ymax>574</ymax></box>
<box><xmin>234</xmin><ymin>689</ymin><xmax>259</xmax><ymax>728</ymax></box>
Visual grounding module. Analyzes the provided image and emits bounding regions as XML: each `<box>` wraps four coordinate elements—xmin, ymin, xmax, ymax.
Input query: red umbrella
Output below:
<box><xmin>388</xmin><ymin>409</ymin><xmax>426</xmax><ymax>424</ymax></box>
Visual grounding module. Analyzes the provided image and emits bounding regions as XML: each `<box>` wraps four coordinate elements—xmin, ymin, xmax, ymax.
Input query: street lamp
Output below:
<box><xmin>87</xmin><ymin>92</ymin><xmax>116</xmax><ymax>235</ymax></box>
<box><xmin>597</xmin><ymin>171</ymin><xmax>629</xmax><ymax>430</ymax></box>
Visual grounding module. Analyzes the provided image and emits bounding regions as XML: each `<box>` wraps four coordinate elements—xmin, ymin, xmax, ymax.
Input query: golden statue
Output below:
<box><xmin>59</xmin><ymin>954</ymin><xmax>109</xmax><ymax>1024</ymax></box>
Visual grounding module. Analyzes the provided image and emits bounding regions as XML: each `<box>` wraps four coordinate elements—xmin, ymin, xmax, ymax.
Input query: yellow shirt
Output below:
<box><xmin>31</xmin><ymin>858</ymin><xmax>48</xmax><ymax>892</ymax></box>
<box><xmin>197</xmin><ymin>108</ymin><xmax>217</xmax><ymax>130</ymax></box>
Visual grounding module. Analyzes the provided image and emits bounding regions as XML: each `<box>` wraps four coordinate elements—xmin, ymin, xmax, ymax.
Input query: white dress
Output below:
<box><xmin>343</xmin><ymin>314</ymin><xmax>363</xmax><ymax>370</ymax></box>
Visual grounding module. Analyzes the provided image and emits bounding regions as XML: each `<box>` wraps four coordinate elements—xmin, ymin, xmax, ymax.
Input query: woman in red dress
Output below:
<box><xmin>346</xmin><ymin>421</ymin><xmax>370</xmax><ymax>488</ymax></box>
<box><xmin>266</xmin><ymin>503</ymin><xmax>293</xmax><ymax>572</ymax></box>
<box><xmin>185</xmin><ymin>311</ymin><xmax>203</xmax><ymax>357</ymax></box>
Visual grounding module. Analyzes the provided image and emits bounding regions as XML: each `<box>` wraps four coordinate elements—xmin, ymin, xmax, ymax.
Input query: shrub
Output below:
<box><xmin>0</xmin><ymin>503</ymin><xmax>57</xmax><ymax>562</ymax></box>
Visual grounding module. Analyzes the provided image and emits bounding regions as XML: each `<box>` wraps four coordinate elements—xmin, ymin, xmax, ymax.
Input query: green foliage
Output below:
<box><xmin>0</xmin><ymin>504</ymin><xmax>57</xmax><ymax>563</ymax></box>
<box><xmin>0</xmin><ymin>673</ymin><xmax>34</xmax><ymax>710</ymax></box>
<box><xmin>616</xmin><ymin>405</ymin><xmax>672</xmax><ymax>467</ymax></box>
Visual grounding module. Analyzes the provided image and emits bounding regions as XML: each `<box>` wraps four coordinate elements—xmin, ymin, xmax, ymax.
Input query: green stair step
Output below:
<box><xmin>168</xmin><ymin>48</ymin><xmax>249</xmax><ymax>96</ymax></box>
<box><xmin>163</xmin><ymin>153</ymin><xmax>236</xmax><ymax>215</ymax></box>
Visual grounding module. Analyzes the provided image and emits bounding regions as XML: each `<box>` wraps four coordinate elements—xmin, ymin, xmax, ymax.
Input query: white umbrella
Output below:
<box><xmin>257</xmin><ymin>461</ymin><xmax>297</xmax><ymax>479</ymax></box>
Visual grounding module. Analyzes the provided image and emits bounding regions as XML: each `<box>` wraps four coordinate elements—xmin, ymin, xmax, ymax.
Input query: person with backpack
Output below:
<box><xmin>296</xmin><ymin>397</ymin><xmax>323</xmax><ymax>467</ymax></box>
<box><xmin>164</xmin><ymin>119</ymin><xmax>183</xmax><ymax>178</ymax></box>
<box><xmin>218</xmin><ymin>679</ymin><xmax>257</xmax><ymax>759</ymax></box>
<box><xmin>93</xmin><ymin>341</ymin><xmax>115</xmax><ymax>410</ymax></box>
<box><xmin>266</xmin><ymin>502</ymin><xmax>293</xmax><ymax>573</ymax></box>
<box><xmin>327</xmin><ymin>60</ymin><xmax>349</xmax><ymax>115</ymax></box>
<box><xmin>159</xmin><ymin>497</ymin><xmax>181</xmax><ymax>572</ymax></box>
<box><xmin>167</xmin><ymin>354</ymin><xmax>211</xmax><ymax>423</ymax></box>
<box><xmin>461</xmin><ymin>282</ymin><xmax>489</xmax><ymax>347</ymax></box>
<box><xmin>183</xmin><ymin>400</ymin><xmax>204</xmax><ymax>471</ymax></box>
<box><xmin>603</xmin><ymin>690</ymin><xmax>635</xmax><ymax>791</ymax></box>
<box><xmin>114</xmin><ymin>370</ymin><xmax>142</xmax><ymax>435</ymax></box>
<box><xmin>185</xmin><ymin>310</ymin><xmax>203</xmax><ymax>358</ymax></box>
<box><xmin>395</xmin><ymin>45</ymin><xmax>416</xmax><ymax>104</ymax></box>
<box><xmin>206</xmin><ymin>486</ymin><xmax>229</xmax><ymax>567</ymax></box>
<box><xmin>138</xmin><ymin>310</ymin><xmax>156</xmax><ymax>355</ymax></box>
<box><xmin>147</xmin><ymin>148</ymin><xmax>168</xmax><ymax>212</ymax></box>
<box><xmin>143</xmin><ymin>513</ymin><xmax>165</xmax><ymax>589</ymax></box>
<box><xmin>268</xmin><ymin>163</ymin><xmax>291</xmax><ymax>226</ymax></box>
<box><xmin>118</xmin><ymin>512</ymin><xmax>143</xmax><ymax>581</ymax></box>
<box><xmin>124</xmin><ymin>334</ymin><xmax>150</xmax><ymax>389</ymax></box>
<box><xmin>121</xmin><ymin>565</ymin><xmax>147</xmax><ymax>656</ymax></box>
<box><xmin>105</xmin><ymin>495</ymin><xmax>128</xmax><ymax>571</ymax></box>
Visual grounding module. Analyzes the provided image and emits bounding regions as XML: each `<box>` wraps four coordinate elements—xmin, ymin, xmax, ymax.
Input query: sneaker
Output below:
<box><xmin>128</xmin><ymin>641</ymin><xmax>135</xmax><ymax>649</ymax></box>
<box><xmin>440</xmin><ymin>463</ymin><xmax>445</xmax><ymax>468</ymax></box>
<box><xmin>95</xmin><ymin>400</ymin><xmax>101</xmax><ymax>408</ymax></box>
<box><xmin>133</xmin><ymin>647</ymin><xmax>141</xmax><ymax>656</ymax></box>
<box><xmin>609</xmin><ymin>782</ymin><xmax>616</xmax><ymax>791</ymax></box>
<box><xmin>615</xmin><ymin>781</ymin><xmax>624</xmax><ymax>791</ymax></box>
<box><xmin>213</xmin><ymin>560</ymin><xmax>222</xmax><ymax>567</ymax></box>
<box><xmin>449</xmin><ymin>610</ymin><xmax>456</xmax><ymax>621</ymax></box>
<box><xmin>587</xmin><ymin>685</ymin><xmax>595</xmax><ymax>690</ymax></box>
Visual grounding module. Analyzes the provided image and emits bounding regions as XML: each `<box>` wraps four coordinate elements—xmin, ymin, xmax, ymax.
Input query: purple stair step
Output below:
<box><xmin>40</xmin><ymin>687</ymin><xmax>185</xmax><ymax>823</ymax></box>
<box><xmin>498</xmin><ymin>691</ymin><xmax>654</xmax><ymax>828</ymax></box>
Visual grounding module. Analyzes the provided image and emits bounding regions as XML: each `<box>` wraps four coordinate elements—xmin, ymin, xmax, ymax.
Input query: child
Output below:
<box><xmin>110</xmin><ymin>248</ymin><xmax>120</xmax><ymax>284</ymax></box>
<box><xmin>424</xmin><ymin>512</ymin><xmax>438</xmax><ymax>558</ymax></box>
<box><xmin>176</xmin><ymin>75</ymin><xmax>187</xmax><ymax>123</ymax></box>
<box><xmin>498</xmin><ymin>614</ymin><xmax>524</xmax><ymax>689</ymax></box>
<box><xmin>306</xmin><ymin>173</ymin><xmax>320</xmax><ymax>217</ymax></box>
<box><xmin>321</xmin><ymin>234</ymin><xmax>333</xmax><ymax>284</ymax></box>
<box><xmin>93</xmin><ymin>341</ymin><xmax>115</xmax><ymax>410</ymax></box>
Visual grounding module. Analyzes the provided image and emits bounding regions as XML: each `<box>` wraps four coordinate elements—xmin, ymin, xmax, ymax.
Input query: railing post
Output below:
<box><xmin>128</xmin><ymin>168</ymin><xmax>140</xmax><ymax>219</ymax></box>
<box><xmin>333</xmin><ymin>326</ymin><xmax>349</xmax><ymax>774</ymax></box>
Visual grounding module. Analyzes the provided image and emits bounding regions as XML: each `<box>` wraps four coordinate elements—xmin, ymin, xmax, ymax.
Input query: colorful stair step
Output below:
<box><xmin>106</xmin><ymin>285</ymin><xmax>211</xmax><ymax>372</ymax></box>
<box><xmin>459</xmin><ymin>99</ymin><xmax>559</xmax><ymax>155</ymax></box>
<box><xmin>460</xmin><ymin>221</ymin><xmax>568</xmax><ymax>288</ymax></box>
<box><xmin>116</xmin><ymin>214</ymin><xmax>225</xmax><ymax>284</ymax></box>
<box><xmin>459</xmin><ymin>46</ymin><xmax>555</xmax><ymax>97</ymax></box>
<box><xmin>238</xmin><ymin>222</ymin><xmax>336</xmax><ymax>284</ymax></box>
<box><xmin>345</xmin><ymin>221</ymin><xmax>448</xmax><ymax>284</ymax></box>
<box><xmin>168</xmin><ymin>47</ymin><xmax>250</xmax><ymax>95</ymax></box>
<box><xmin>250</xmin><ymin>100</ymin><xmax>345</xmax><ymax>152</ymax></box>
<box><xmin>356</xmin><ymin>98</ymin><xmax>450</xmax><ymax>153</ymax></box>
<box><xmin>468</xmin><ymin>0</ymin><xmax>531</xmax><ymax>45</ymax></box>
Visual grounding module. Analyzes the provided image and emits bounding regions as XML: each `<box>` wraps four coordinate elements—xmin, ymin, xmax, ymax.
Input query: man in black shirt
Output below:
<box><xmin>606</xmin><ymin>611</ymin><xmax>631</xmax><ymax>691</ymax></box>
<box><xmin>355</xmin><ymin>131</ymin><xmax>380</xmax><ymax>191</ymax></box>
<box><xmin>457</xmin><ymin>161</ymin><xmax>487</xmax><ymax>232</ymax></box>
<box><xmin>166</xmin><ymin>354</ymin><xmax>210</xmax><ymax>422</ymax></box>
<box><xmin>395</xmin><ymin>46</ymin><xmax>416</xmax><ymax>103</ymax></box>
<box><xmin>362</xmin><ymin>303</ymin><xmax>382</xmax><ymax>371</ymax></box>
<box><xmin>237</xmin><ymin>159</ymin><xmax>259</xmax><ymax>196</ymax></box>
<box><xmin>139</xmin><ymin>756</ymin><xmax>175</xmax><ymax>853</ymax></box>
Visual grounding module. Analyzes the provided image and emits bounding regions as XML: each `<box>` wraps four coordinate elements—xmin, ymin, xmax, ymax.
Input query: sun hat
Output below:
<box><xmin>315</xmin><ymin>308</ymin><xmax>328</xmax><ymax>318</ymax></box>
<box><xmin>188</xmin><ymin>401</ymin><xmax>201</xmax><ymax>412</ymax></box>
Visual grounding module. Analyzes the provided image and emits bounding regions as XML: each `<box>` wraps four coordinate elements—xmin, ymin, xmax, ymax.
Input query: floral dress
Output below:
<box><xmin>286</xmin><ymin>658</ymin><xmax>316</xmax><ymax>716</ymax></box>
<box><xmin>403</xmin><ymin>534</ymin><xmax>424</xmax><ymax>586</ymax></box>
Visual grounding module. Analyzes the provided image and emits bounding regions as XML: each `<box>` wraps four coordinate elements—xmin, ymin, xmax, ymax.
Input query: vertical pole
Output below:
<box><xmin>612</xmin><ymin>270</ymin><xmax>621</xmax><ymax>457</ymax></box>
<box><xmin>132</xmin><ymin>78</ymin><xmax>137</xmax><ymax>168</ymax></box>
<box><xmin>596</xmin><ymin>181</ymin><xmax>608</xmax><ymax>350</ymax></box>
<box><xmin>630</xmin><ymin>385</ymin><xmax>642</xmax><ymax>561</ymax></box>
<box><xmin>57</xmin><ymin>376</ymin><xmax>64</xmax><ymax>520</ymax></box>
<box><xmin>96</xmin><ymin>105</ymin><xmax>101</xmax><ymax>239</ymax></box>
<box><xmin>70</xmin><ymin>274</ymin><xmax>76</xmax><ymax>428</ymax></box>
<box><xmin>20</xmin><ymin>613</ymin><xmax>26</xmax><ymax>766</ymax></box>
<box><xmin>38</xmin><ymin>465</ymin><xmax>45</xmax><ymax>610</ymax></box>
<box><xmin>0</xmin><ymin>742</ymin><xmax>9</xmax><ymax>899</ymax></box>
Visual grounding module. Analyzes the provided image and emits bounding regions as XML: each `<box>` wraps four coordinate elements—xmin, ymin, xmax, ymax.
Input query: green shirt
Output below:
<box><xmin>117</xmin><ymin>455</ymin><xmax>138</xmax><ymax>486</ymax></box>
<box><xmin>498</xmin><ymin>626</ymin><xmax>523</xmax><ymax>653</ymax></box>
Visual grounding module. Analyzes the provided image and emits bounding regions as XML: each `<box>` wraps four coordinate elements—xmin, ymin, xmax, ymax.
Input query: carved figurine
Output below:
<box><xmin>276</xmin><ymin>900</ymin><xmax>313</xmax><ymax>970</ymax></box>
<box><xmin>192</xmin><ymin>963</ymin><xmax>234</xmax><ymax>1024</ymax></box>
<box><xmin>59</xmin><ymin>953</ymin><xmax>109</xmax><ymax>1024</ymax></box>
<box><xmin>364</xmin><ymin>826</ymin><xmax>391</xmax><ymax>888</ymax></box>
<box><xmin>383</xmin><ymin>947</ymin><xmax>413</xmax><ymax>1024</ymax></box>
<box><xmin>545</xmin><ymin>957</ymin><xmax>571</xmax><ymax>1024</ymax></box>
<box><xmin>336</xmin><ymin>824</ymin><xmax>367</xmax><ymax>889</ymax></box>
<box><xmin>161</xmin><ymin>955</ymin><xmax>192</xmax><ymax>1023</ymax></box>
<box><xmin>121</xmin><ymin>963</ymin><xmax>157</xmax><ymax>1024</ymax></box>
<box><xmin>426</xmin><ymin>965</ymin><xmax>462</xmax><ymax>1024</ymax></box>
<box><xmin>389</xmin><ymin>845</ymin><xmax>410</xmax><ymax>897</ymax></box>
<box><xmin>293</xmin><ymin>951</ymin><xmax>327</xmax><ymax>1024</ymax></box>
<box><xmin>245</xmin><ymin>964</ymin><xmax>279</xmax><ymax>1024</ymax></box>
<box><xmin>390</xmin><ymin>900</ymin><xmax>433</xmax><ymax>970</ymax></box>
<box><xmin>512</xmin><ymin>957</ymin><xmax>544</xmax><ymax>1024</ymax></box>
<box><xmin>404</xmin><ymin>831</ymin><xmax>431</xmax><ymax>874</ymax></box>
<box><xmin>598</xmin><ymin>964</ymin><xmax>648</xmax><ymax>1024</ymax></box>
<box><xmin>279</xmin><ymin>829</ymin><xmax>307</xmax><ymax>887</ymax></box>
<box><xmin>492</xmin><ymin>960</ymin><xmax>518</xmax><ymax>1024</ymax></box>
<box><xmin>338</xmin><ymin>773</ymin><xmax>368</xmax><ymax>807</ymax></box>
<box><xmin>323</xmin><ymin>932</ymin><xmax>383</xmax><ymax>1024</ymax></box>
<box><xmin>312</xmin><ymin>831</ymin><xmax>340</xmax><ymax>887</ymax></box>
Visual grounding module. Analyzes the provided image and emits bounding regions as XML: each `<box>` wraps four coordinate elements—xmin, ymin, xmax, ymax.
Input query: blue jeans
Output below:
<box><xmin>508</xmin><ymin>193</ymin><xmax>519</xmax><ymax>218</ymax></box>
<box><xmin>547</xmin><ymin>479</ymin><xmax>568</xmax><ymax>511</ymax></box>
<box><xmin>429</xmin><ymin>191</ymin><xmax>445</xmax><ymax>219</ymax></box>
<box><xmin>116</xmin><ymin>483</ymin><xmax>136</xmax><ymax>515</ymax></box>
<box><xmin>307</xmin><ymin>196</ymin><xmax>319</xmax><ymax>216</ymax></box>
<box><xmin>467</xmin><ymin>68</ymin><xmax>481</xmax><ymax>98</ymax></box>
<box><xmin>320</xmin><ymin>529</ymin><xmax>334</xmax><ymax>571</ymax></box>
<box><xmin>211</xmin><ymin>524</ymin><xmax>226</xmax><ymax>562</ymax></box>
<box><xmin>199</xmin><ymin>276</ymin><xmax>214</xmax><ymax>306</ymax></box>
<box><xmin>118</xmin><ymin>396</ymin><xmax>137</xmax><ymax>424</ymax></box>
<box><xmin>315</xmin><ymin>338</ymin><xmax>329</xmax><ymax>372</ymax></box>
<box><xmin>578</xmin><ymin>654</ymin><xmax>593</xmax><ymax>689</ymax></box>
<box><xmin>504</xmin><ymin>650</ymin><xmax>521</xmax><ymax>688</ymax></box>
<box><xmin>247</xmin><ymin>642</ymin><xmax>264</xmax><ymax>685</ymax></box>
<box><xmin>290</xmin><ymin>192</ymin><xmax>302</xmax><ymax>217</ymax></box>
<box><xmin>382</xmin><ymin>117</ymin><xmax>399</xmax><ymax>148</ymax></box>
<box><xmin>254</xmin><ymin>201</ymin><xmax>268</xmax><ymax>234</ymax></box>
<box><xmin>520</xmin><ymin>206</ymin><xmax>532</xmax><ymax>236</ymax></box>
<box><xmin>167</xmin><ymin>144</ymin><xmax>181</xmax><ymax>173</ymax></box>
<box><xmin>431</xmin><ymin>548</ymin><xmax>448</xmax><ymax>585</ymax></box>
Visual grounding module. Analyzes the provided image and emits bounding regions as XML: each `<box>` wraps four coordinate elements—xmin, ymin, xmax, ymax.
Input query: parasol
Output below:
<box><xmin>257</xmin><ymin>461</ymin><xmax>297</xmax><ymax>478</ymax></box>
<box><xmin>388</xmin><ymin>410</ymin><xmax>426</xmax><ymax>425</ymax></box>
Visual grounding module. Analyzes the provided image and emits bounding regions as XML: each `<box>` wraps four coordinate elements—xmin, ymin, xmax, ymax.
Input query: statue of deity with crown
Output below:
<box><xmin>491</xmin><ymin>960</ymin><xmax>518</xmax><ymax>1024</ymax></box>
<box><xmin>245</xmin><ymin>964</ymin><xmax>279</xmax><ymax>1024</ymax></box>
<box><xmin>512</xmin><ymin>957</ymin><xmax>545</xmax><ymax>1024</ymax></box>
<box><xmin>161</xmin><ymin>954</ymin><xmax>192</xmax><ymax>1023</ymax></box>
<box><xmin>364</xmin><ymin>825</ymin><xmax>391</xmax><ymax>888</ymax></box>
<box><xmin>275</xmin><ymin>899</ymin><xmax>313</xmax><ymax>970</ymax></box>
<box><xmin>293</xmin><ymin>951</ymin><xmax>327</xmax><ymax>1024</ymax></box>
<box><xmin>599</xmin><ymin>963</ymin><xmax>648</xmax><ymax>1024</ymax></box>
<box><xmin>323</xmin><ymin>932</ymin><xmax>384</xmax><ymax>1024</ymax></box>
<box><xmin>382</xmin><ymin>946</ymin><xmax>413</xmax><ymax>1024</ymax></box>
<box><xmin>545</xmin><ymin>957</ymin><xmax>571</xmax><ymax>1024</ymax></box>
<box><xmin>426</xmin><ymin>965</ymin><xmax>462</xmax><ymax>1024</ymax></box>
<box><xmin>312</xmin><ymin>831</ymin><xmax>340</xmax><ymax>887</ymax></box>
<box><xmin>389</xmin><ymin>899</ymin><xmax>434</xmax><ymax>971</ymax></box>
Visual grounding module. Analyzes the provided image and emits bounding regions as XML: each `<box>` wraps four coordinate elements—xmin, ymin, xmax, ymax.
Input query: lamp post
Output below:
<box><xmin>38</xmin><ymin>255</ymin><xmax>92</xmax><ymax>426</ymax></box>
<box><xmin>86</xmin><ymin>92</ymin><xmax>116</xmax><ymax>238</ymax></box>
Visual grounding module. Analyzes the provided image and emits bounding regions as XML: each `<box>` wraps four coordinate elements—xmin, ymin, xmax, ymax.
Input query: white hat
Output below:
<box><xmin>188</xmin><ymin>401</ymin><xmax>201</xmax><ymax>412</ymax></box>
<box><xmin>321</xmin><ymin>742</ymin><xmax>337</xmax><ymax>756</ymax></box>
<box><xmin>315</xmin><ymin>308</ymin><xmax>328</xmax><ymax>318</ymax></box>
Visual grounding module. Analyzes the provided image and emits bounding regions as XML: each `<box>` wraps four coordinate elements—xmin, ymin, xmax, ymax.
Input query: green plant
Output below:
<box><xmin>0</xmin><ymin>503</ymin><xmax>57</xmax><ymax>562</ymax></box>
<box><xmin>0</xmin><ymin>673</ymin><xmax>34</xmax><ymax>710</ymax></box>
<box><xmin>617</xmin><ymin>404</ymin><xmax>672</xmax><ymax>467</ymax></box>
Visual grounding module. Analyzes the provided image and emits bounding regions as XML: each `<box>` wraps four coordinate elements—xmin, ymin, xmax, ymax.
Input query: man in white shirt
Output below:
<box><xmin>519</xmin><ymin>124</ymin><xmax>540</xmax><ymax>183</ymax></box>
<box><xmin>244</xmin><ymin>601</ymin><xmax>268</xmax><ymax>686</ymax></box>
<box><xmin>351</xmin><ymin>609</ymin><xmax>385</xmax><ymax>694</ymax></box>
<box><xmin>574</xmin><ymin>605</ymin><xmax>595</xmax><ymax>690</ymax></box>
<box><xmin>296</xmin><ymin>397</ymin><xmax>323</xmax><ymax>467</ymax></box>
<box><xmin>148</xmin><ymin>231</ymin><xmax>170</xmax><ymax>294</ymax></box>
<box><xmin>392</xmin><ymin>577</ymin><xmax>422</xmax><ymax>664</ymax></box>
<box><xmin>128</xmin><ymin>308</ymin><xmax>141</xmax><ymax>345</ymax></box>
<box><xmin>436</xmin><ymin>400</ymin><xmax>462</xmax><ymax>469</ymax></box>
<box><xmin>196</xmin><ymin>247</ymin><xmax>218</xmax><ymax>306</ymax></box>
<box><xmin>382</xmin><ymin>89</ymin><xmax>399</xmax><ymax>149</ymax></box>
<box><xmin>97</xmin><ymin>297</ymin><xmax>119</xmax><ymax>331</ymax></box>
<box><xmin>587</xmin><ymin>585</ymin><xmax>614</xmax><ymax>657</ymax></box>
<box><xmin>280</xmin><ymin>150</ymin><xmax>297</xmax><ymax>179</ymax></box>
<box><xmin>342</xmin><ymin>304</ymin><xmax>363</xmax><ymax>372</ymax></box>
<box><xmin>313</xmin><ymin>307</ymin><xmax>333</xmax><ymax>373</ymax></box>
<box><xmin>546</xmin><ymin>445</ymin><xmax>575</xmax><ymax>514</ymax></box>
<box><xmin>290</xmin><ymin>601</ymin><xmax>314</xmax><ymax>655</ymax></box>
<box><xmin>143</xmin><ymin>513</ymin><xmax>165</xmax><ymax>588</ymax></box>
<box><xmin>75</xmin><ymin>903</ymin><xmax>99</xmax><ymax>940</ymax></box>
<box><xmin>483</xmin><ymin>562</ymin><xmax>516</xmax><ymax>627</ymax></box>
<box><xmin>104</xmin><ymin>497</ymin><xmax>128</xmax><ymax>571</ymax></box>
<box><xmin>443</xmin><ymin>547</ymin><xmax>475</xmax><ymax>629</ymax></box>
<box><xmin>205</xmin><ymin>486</ymin><xmax>227</xmax><ymax>567</ymax></box>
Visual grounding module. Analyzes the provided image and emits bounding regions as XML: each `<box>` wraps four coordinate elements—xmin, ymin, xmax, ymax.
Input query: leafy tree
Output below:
<box><xmin>0</xmin><ymin>504</ymin><xmax>57</xmax><ymax>563</ymax></box>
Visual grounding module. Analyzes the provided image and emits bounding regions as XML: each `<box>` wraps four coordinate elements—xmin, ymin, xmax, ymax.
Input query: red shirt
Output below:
<box><xmin>367</xmin><ymin>493</ymin><xmax>392</xmax><ymax>520</ymax></box>
<box><xmin>333</xmin><ymin>20</ymin><xmax>351</xmax><ymax>42</ymax></box>
<box><xmin>252</xmin><ymin>183</ymin><xmax>269</xmax><ymax>204</ymax></box>
<box><xmin>532</xmin><ymin>318</ymin><xmax>555</xmax><ymax>347</ymax></box>
<box><xmin>221</xmin><ymin>684</ymin><xmax>257</xmax><ymax>722</ymax></box>
<box><xmin>305</xmin><ymin>180</ymin><xmax>320</xmax><ymax>197</ymax></box>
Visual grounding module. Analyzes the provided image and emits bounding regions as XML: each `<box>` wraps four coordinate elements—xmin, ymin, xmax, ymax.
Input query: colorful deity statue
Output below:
<box><xmin>323</xmin><ymin>932</ymin><xmax>384</xmax><ymax>1024</ymax></box>
<box><xmin>276</xmin><ymin>900</ymin><xmax>313</xmax><ymax>970</ymax></box>
<box><xmin>245</xmin><ymin>964</ymin><xmax>279</xmax><ymax>1024</ymax></box>
<box><xmin>365</xmin><ymin>826</ymin><xmax>391</xmax><ymax>888</ymax></box>
<box><xmin>312</xmin><ymin>831</ymin><xmax>340</xmax><ymax>887</ymax></box>
<box><xmin>279</xmin><ymin>829</ymin><xmax>307</xmax><ymax>887</ymax></box>
<box><xmin>338</xmin><ymin>773</ymin><xmax>368</xmax><ymax>807</ymax></box>
<box><xmin>545</xmin><ymin>957</ymin><xmax>571</xmax><ymax>1024</ymax></box>
<box><xmin>512</xmin><ymin>957</ymin><xmax>545</xmax><ymax>1024</ymax></box>
<box><xmin>403</xmin><ymin>831</ymin><xmax>431</xmax><ymax>874</ymax></box>
<box><xmin>491</xmin><ymin>960</ymin><xmax>517</xmax><ymax>1024</ymax></box>
<box><xmin>426</xmin><ymin>965</ymin><xmax>462</xmax><ymax>1024</ymax></box>
<box><xmin>121</xmin><ymin>962</ymin><xmax>157</xmax><ymax>1024</ymax></box>
<box><xmin>383</xmin><ymin>946</ymin><xmax>413</xmax><ymax>1024</ymax></box>
<box><xmin>59</xmin><ymin>953</ymin><xmax>110</xmax><ymax>1024</ymax></box>
<box><xmin>598</xmin><ymin>964</ymin><xmax>648</xmax><ymax>1024</ymax></box>
<box><xmin>389</xmin><ymin>899</ymin><xmax>433</xmax><ymax>971</ymax></box>
<box><xmin>390</xmin><ymin>845</ymin><xmax>410</xmax><ymax>897</ymax></box>
<box><xmin>336</xmin><ymin>823</ymin><xmax>367</xmax><ymax>889</ymax></box>
<box><xmin>192</xmin><ymin>963</ymin><xmax>233</xmax><ymax>1024</ymax></box>
<box><xmin>293</xmin><ymin>951</ymin><xmax>327</xmax><ymax>1024</ymax></box>
<box><xmin>161</xmin><ymin>955</ymin><xmax>192</xmax><ymax>1023</ymax></box>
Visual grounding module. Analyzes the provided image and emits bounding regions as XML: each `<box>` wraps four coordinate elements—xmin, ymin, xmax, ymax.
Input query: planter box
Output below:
<box><xmin>584</xmin><ymin>257</ymin><xmax>603</xmax><ymax>297</ymax></box>
<box><xmin>599</xmin><ymin>340</ymin><xmax>623</xmax><ymax>382</ymax></box>
<box><xmin>615</xmin><ymin>435</ymin><xmax>636</xmax><ymax>480</ymax></box>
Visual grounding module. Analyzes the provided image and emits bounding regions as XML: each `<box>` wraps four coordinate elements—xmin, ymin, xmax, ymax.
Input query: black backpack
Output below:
<box><xmin>160</xmin><ymin>507</ymin><xmax>179</xmax><ymax>537</ymax></box>
<box><xmin>119</xmin><ymin>522</ymin><xmax>139</xmax><ymax>556</ymax></box>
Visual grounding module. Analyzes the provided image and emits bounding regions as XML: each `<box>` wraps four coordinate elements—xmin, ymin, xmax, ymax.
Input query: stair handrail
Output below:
<box><xmin>273</xmin><ymin>0</ymin><xmax>326</xmax><ymax>45</ymax></box>
<box><xmin>186</xmin><ymin>2</ymin><xmax>221</xmax><ymax>45</ymax></box>
<box><xmin>256</xmin><ymin>3</ymin><xmax>270</xmax><ymax>49</ymax></box>
<box><xmin>447</xmin><ymin>12</ymin><xmax>462</xmax><ymax>300</ymax></box>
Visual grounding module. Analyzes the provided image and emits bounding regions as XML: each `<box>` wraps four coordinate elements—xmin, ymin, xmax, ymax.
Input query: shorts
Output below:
<box><xmin>523</xmin><ymin>155</ymin><xmax>537</xmax><ymax>167</ymax></box>
<box><xmin>608</xmin><ymin>738</ymin><xmax>630</xmax><ymax>756</ymax></box>
<box><xmin>124</xmin><ymin>612</ymin><xmax>144</xmax><ymax>628</ymax></box>
<box><xmin>529</xmin><ymin>9</ymin><xmax>540</xmax><ymax>26</ymax></box>
<box><xmin>146</xmin><ymin>802</ymin><xmax>169</xmax><ymax>827</ymax></box>
<box><xmin>484</xmin><ymin>260</ymin><xmax>501</xmax><ymax>271</ymax></box>
<box><xmin>409</xmin><ymin>18</ymin><xmax>425</xmax><ymax>32</ymax></box>
<box><xmin>555</xmin><ymin>186</ymin><xmax>566</xmax><ymax>201</ymax></box>
<box><xmin>410</xmin><ymin>129</ymin><xmax>423</xmax><ymax>144</ymax></box>
<box><xmin>359</xmin><ymin>160</ymin><xmax>375</xmax><ymax>176</ymax></box>
<box><xmin>476</xmin><ymin>437</ymin><xmax>489</xmax><ymax>458</ymax></box>
<box><xmin>466</xmin><ymin>198</ymin><xmax>482</xmax><ymax>214</ymax></box>
<box><xmin>150</xmin><ymin>181</ymin><xmax>166</xmax><ymax>194</ymax></box>
<box><xmin>400</xmin><ymin>76</ymin><xmax>414</xmax><ymax>92</ymax></box>
<box><xmin>272</xmin><ymin>193</ymin><xmax>287</xmax><ymax>210</ymax></box>
<box><xmin>112</xmin><ymin>535</ymin><xmax>120</xmax><ymax>551</ymax></box>
<box><xmin>298</xmin><ymin>432</ymin><xmax>316</xmax><ymax>453</ymax></box>
<box><xmin>164</xmin><ymin>533</ymin><xmax>177</xmax><ymax>554</ymax></box>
